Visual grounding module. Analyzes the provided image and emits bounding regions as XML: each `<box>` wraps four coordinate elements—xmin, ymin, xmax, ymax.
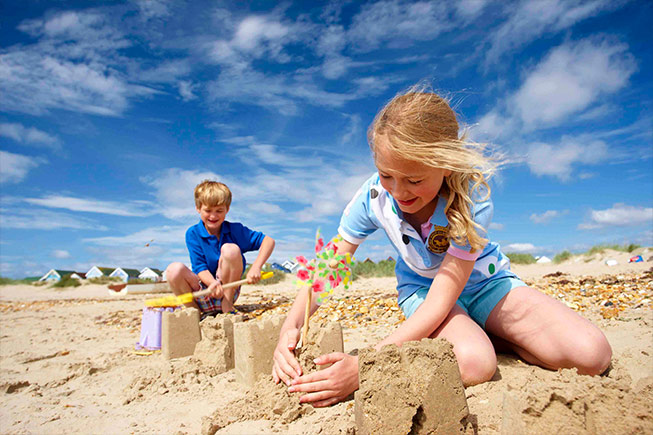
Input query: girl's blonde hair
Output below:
<box><xmin>368</xmin><ymin>85</ymin><xmax>497</xmax><ymax>252</ymax></box>
<box><xmin>194</xmin><ymin>180</ymin><xmax>232</xmax><ymax>209</ymax></box>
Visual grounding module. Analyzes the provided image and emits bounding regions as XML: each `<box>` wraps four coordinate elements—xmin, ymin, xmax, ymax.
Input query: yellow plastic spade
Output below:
<box><xmin>144</xmin><ymin>272</ymin><xmax>274</xmax><ymax>307</ymax></box>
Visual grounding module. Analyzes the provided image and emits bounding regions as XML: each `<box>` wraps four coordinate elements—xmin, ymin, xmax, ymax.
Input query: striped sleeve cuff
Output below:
<box><xmin>338</xmin><ymin>226</ymin><xmax>366</xmax><ymax>245</ymax></box>
<box><xmin>447</xmin><ymin>245</ymin><xmax>481</xmax><ymax>261</ymax></box>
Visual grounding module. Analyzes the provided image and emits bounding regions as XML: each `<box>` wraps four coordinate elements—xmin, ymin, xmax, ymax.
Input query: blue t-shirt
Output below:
<box><xmin>185</xmin><ymin>220</ymin><xmax>266</xmax><ymax>277</ymax></box>
<box><xmin>338</xmin><ymin>173</ymin><xmax>516</xmax><ymax>304</ymax></box>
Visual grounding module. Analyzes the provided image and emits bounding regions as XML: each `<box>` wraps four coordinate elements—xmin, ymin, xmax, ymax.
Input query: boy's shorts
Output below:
<box><xmin>399</xmin><ymin>276</ymin><xmax>527</xmax><ymax>328</ymax></box>
<box><xmin>195</xmin><ymin>281</ymin><xmax>241</xmax><ymax>316</ymax></box>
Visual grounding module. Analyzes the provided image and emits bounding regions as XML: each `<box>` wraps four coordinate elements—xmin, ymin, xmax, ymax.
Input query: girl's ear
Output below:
<box><xmin>443</xmin><ymin>169</ymin><xmax>452</xmax><ymax>177</ymax></box>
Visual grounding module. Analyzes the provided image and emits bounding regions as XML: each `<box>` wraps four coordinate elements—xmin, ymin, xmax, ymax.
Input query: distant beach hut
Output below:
<box><xmin>536</xmin><ymin>256</ymin><xmax>552</xmax><ymax>264</ymax></box>
<box><xmin>39</xmin><ymin>269</ymin><xmax>83</xmax><ymax>282</ymax></box>
<box><xmin>362</xmin><ymin>258</ymin><xmax>375</xmax><ymax>264</ymax></box>
<box><xmin>110</xmin><ymin>267</ymin><xmax>141</xmax><ymax>283</ymax></box>
<box><xmin>282</xmin><ymin>260</ymin><xmax>300</xmax><ymax>273</ymax></box>
<box><xmin>270</xmin><ymin>262</ymin><xmax>291</xmax><ymax>273</ymax></box>
<box><xmin>85</xmin><ymin>266</ymin><xmax>116</xmax><ymax>279</ymax></box>
<box><xmin>138</xmin><ymin>267</ymin><xmax>163</xmax><ymax>282</ymax></box>
<box><xmin>386</xmin><ymin>256</ymin><xmax>395</xmax><ymax>262</ymax></box>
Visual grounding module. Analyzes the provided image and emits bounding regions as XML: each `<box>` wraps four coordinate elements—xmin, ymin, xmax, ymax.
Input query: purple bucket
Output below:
<box><xmin>137</xmin><ymin>307</ymin><xmax>177</xmax><ymax>350</ymax></box>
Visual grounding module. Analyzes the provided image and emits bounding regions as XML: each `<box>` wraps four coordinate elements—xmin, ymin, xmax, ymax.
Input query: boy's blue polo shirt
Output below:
<box><xmin>338</xmin><ymin>173</ymin><xmax>516</xmax><ymax>305</ymax></box>
<box><xmin>185</xmin><ymin>220</ymin><xmax>265</xmax><ymax>277</ymax></box>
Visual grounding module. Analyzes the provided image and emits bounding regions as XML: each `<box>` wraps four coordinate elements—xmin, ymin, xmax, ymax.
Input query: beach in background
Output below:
<box><xmin>1</xmin><ymin>251</ymin><xmax>651</xmax><ymax>433</ymax></box>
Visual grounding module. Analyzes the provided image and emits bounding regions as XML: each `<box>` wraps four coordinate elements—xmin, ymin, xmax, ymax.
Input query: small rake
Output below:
<box><xmin>144</xmin><ymin>271</ymin><xmax>274</xmax><ymax>308</ymax></box>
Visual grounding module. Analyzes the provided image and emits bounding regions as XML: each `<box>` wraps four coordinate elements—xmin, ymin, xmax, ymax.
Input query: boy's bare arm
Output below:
<box><xmin>246</xmin><ymin>236</ymin><xmax>275</xmax><ymax>283</ymax></box>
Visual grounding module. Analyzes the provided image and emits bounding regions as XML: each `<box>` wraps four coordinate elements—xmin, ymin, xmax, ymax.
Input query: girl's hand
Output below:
<box><xmin>288</xmin><ymin>353</ymin><xmax>359</xmax><ymax>407</ymax></box>
<box><xmin>246</xmin><ymin>265</ymin><xmax>263</xmax><ymax>284</ymax></box>
<box><xmin>207</xmin><ymin>279</ymin><xmax>224</xmax><ymax>299</ymax></box>
<box><xmin>272</xmin><ymin>328</ymin><xmax>302</xmax><ymax>386</ymax></box>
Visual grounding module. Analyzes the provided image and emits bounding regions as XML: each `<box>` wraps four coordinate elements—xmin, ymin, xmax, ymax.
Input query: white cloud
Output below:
<box><xmin>134</xmin><ymin>0</ymin><xmax>172</xmax><ymax>20</ymax></box>
<box><xmin>2</xmin><ymin>9</ymin><xmax>158</xmax><ymax>116</ymax></box>
<box><xmin>454</xmin><ymin>0</ymin><xmax>491</xmax><ymax>20</ymax></box>
<box><xmin>474</xmin><ymin>37</ymin><xmax>637</xmax><ymax>146</ymax></box>
<box><xmin>177</xmin><ymin>80</ymin><xmax>198</xmax><ymax>101</ymax></box>
<box><xmin>489</xmin><ymin>222</ymin><xmax>504</xmax><ymax>231</ymax></box>
<box><xmin>579</xmin><ymin>204</ymin><xmax>653</xmax><ymax>230</ymax></box>
<box><xmin>526</xmin><ymin>136</ymin><xmax>609</xmax><ymax>181</ymax></box>
<box><xmin>141</xmin><ymin>168</ymin><xmax>222</xmax><ymax>219</ymax></box>
<box><xmin>0</xmin><ymin>150</ymin><xmax>43</xmax><ymax>184</ymax></box>
<box><xmin>84</xmin><ymin>225</ymin><xmax>187</xmax><ymax>246</ymax></box>
<box><xmin>0</xmin><ymin>208</ymin><xmax>107</xmax><ymax>230</ymax></box>
<box><xmin>512</xmin><ymin>37</ymin><xmax>636</xmax><ymax>130</ymax></box>
<box><xmin>348</xmin><ymin>0</ymin><xmax>451</xmax><ymax>51</ymax></box>
<box><xmin>484</xmin><ymin>0</ymin><xmax>618</xmax><ymax>65</ymax></box>
<box><xmin>504</xmin><ymin>243</ymin><xmax>537</xmax><ymax>253</ymax></box>
<box><xmin>530</xmin><ymin>209</ymin><xmax>568</xmax><ymax>224</ymax></box>
<box><xmin>24</xmin><ymin>195</ymin><xmax>155</xmax><ymax>217</ymax></box>
<box><xmin>51</xmin><ymin>250</ymin><xmax>71</xmax><ymax>259</ymax></box>
<box><xmin>340</xmin><ymin>114</ymin><xmax>362</xmax><ymax>146</ymax></box>
<box><xmin>0</xmin><ymin>123</ymin><xmax>60</xmax><ymax>149</ymax></box>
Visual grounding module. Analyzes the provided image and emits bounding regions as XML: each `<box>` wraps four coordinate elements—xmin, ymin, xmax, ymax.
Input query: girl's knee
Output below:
<box><xmin>454</xmin><ymin>344</ymin><xmax>497</xmax><ymax>386</ymax></box>
<box><xmin>573</xmin><ymin>330</ymin><xmax>612</xmax><ymax>375</ymax></box>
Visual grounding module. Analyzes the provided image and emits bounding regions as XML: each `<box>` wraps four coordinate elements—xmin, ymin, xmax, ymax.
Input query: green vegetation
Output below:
<box><xmin>553</xmin><ymin>250</ymin><xmax>572</xmax><ymax>264</ymax></box>
<box><xmin>51</xmin><ymin>275</ymin><xmax>81</xmax><ymax>288</ymax></box>
<box><xmin>350</xmin><ymin>259</ymin><xmax>396</xmax><ymax>279</ymax></box>
<box><xmin>0</xmin><ymin>277</ymin><xmax>19</xmax><ymax>285</ymax></box>
<box><xmin>242</xmin><ymin>264</ymin><xmax>286</xmax><ymax>285</ymax></box>
<box><xmin>586</xmin><ymin>243</ymin><xmax>641</xmax><ymax>256</ymax></box>
<box><xmin>0</xmin><ymin>276</ymin><xmax>42</xmax><ymax>286</ymax></box>
<box><xmin>88</xmin><ymin>276</ymin><xmax>124</xmax><ymax>285</ymax></box>
<box><xmin>505</xmin><ymin>253</ymin><xmax>536</xmax><ymax>264</ymax></box>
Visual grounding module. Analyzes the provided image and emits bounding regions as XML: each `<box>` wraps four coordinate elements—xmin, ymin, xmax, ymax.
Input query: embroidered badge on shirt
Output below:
<box><xmin>427</xmin><ymin>225</ymin><xmax>450</xmax><ymax>254</ymax></box>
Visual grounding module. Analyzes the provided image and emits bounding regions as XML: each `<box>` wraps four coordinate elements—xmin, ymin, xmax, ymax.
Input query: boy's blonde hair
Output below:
<box><xmin>194</xmin><ymin>180</ymin><xmax>232</xmax><ymax>209</ymax></box>
<box><xmin>368</xmin><ymin>85</ymin><xmax>497</xmax><ymax>252</ymax></box>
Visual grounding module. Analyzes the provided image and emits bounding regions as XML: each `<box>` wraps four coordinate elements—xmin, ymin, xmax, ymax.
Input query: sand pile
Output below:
<box><xmin>501</xmin><ymin>366</ymin><xmax>653</xmax><ymax>434</ymax></box>
<box><xmin>201</xmin><ymin>322</ymin><xmax>344</xmax><ymax>434</ymax></box>
<box><xmin>355</xmin><ymin>338</ymin><xmax>471</xmax><ymax>434</ymax></box>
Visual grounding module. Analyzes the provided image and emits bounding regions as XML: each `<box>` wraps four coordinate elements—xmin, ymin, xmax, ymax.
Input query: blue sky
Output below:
<box><xmin>1</xmin><ymin>0</ymin><xmax>651</xmax><ymax>278</ymax></box>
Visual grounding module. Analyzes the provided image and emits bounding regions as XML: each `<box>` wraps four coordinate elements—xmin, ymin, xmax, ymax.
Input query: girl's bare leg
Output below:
<box><xmin>485</xmin><ymin>286</ymin><xmax>612</xmax><ymax>375</ymax></box>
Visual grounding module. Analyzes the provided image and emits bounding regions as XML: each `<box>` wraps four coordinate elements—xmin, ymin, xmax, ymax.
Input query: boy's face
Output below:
<box><xmin>197</xmin><ymin>203</ymin><xmax>229</xmax><ymax>234</ymax></box>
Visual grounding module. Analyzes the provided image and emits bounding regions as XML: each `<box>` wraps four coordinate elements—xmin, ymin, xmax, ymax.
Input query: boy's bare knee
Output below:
<box><xmin>166</xmin><ymin>262</ymin><xmax>187</xmax><ymax>281</ymax></box>
<box><xmin>455</xmin><ymin>344</ymin><xmax>496</xmax><ymax>386</ymax></box>
<box><xmin>220</xmin><ymin>243</ymin><xmax>242</xmax><ymax>260</ymax></box>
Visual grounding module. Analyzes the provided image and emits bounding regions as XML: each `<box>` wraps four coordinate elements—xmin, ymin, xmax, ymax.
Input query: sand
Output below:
<box><xmin>1</xmin><ymin>251</ymin><xmax>651</xmax><ymax>434</ymax></box>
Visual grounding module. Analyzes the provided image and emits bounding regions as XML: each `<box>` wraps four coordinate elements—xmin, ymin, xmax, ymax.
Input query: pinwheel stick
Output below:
<box><xmin>294</xmin><ymin>231</ymin><xmax>352</xmax><ymax>350</ymax></box>
<box><xmin>302</xmin><ymin>285</ymin><xmax>311</xmax><ymax>346</ymax></box>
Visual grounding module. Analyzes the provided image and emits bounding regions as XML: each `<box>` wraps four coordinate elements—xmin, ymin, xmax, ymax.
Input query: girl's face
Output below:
<box><xmin>374</xmin><ymin>138</ymin><xmax>451</xmax><ymax>220</ymax></box>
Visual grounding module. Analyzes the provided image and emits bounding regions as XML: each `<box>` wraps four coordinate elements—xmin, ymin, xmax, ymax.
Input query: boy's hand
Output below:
<box><xmin>246</xmin><ymin>265</ymin><xmax>263</xmax><ymax>284</ymax></box>
<box><xmin>287</xmin><ymin>353</ymin><xmax>359</xmax><ymax>407</ymax></box>
<box><xmin>272</xmin><ymin>328</ymin><xmax>302</xmax><ymax>386</ymax></box>
<box><xmin>207</xmin><ymin>279</ymin><xmax>224</xmax><ymax>299</ymax></box>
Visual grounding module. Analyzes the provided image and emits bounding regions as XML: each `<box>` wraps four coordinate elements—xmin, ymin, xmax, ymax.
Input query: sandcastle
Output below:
<box><xmin>355</xmin><ymin>338</ymin><xmax>471</xmax><ymax>434</ymax></box>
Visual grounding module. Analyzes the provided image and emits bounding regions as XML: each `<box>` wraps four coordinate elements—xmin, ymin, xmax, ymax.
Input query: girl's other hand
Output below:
<box><xmin>272</xmin><ymin>328</ymin><xmax>302</xmax><ymax>386</ymax></box>
<box><xmin>288</xmin><ymin>353</ymin><xmax>359</xmax><ymax>407</ymax></box>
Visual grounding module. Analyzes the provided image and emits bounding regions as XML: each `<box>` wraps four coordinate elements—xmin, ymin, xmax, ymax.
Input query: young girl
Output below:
<box><xmin>272</xmin><ymin>87</ymin><xmax>612</xmax><ymax>407</ymax></box>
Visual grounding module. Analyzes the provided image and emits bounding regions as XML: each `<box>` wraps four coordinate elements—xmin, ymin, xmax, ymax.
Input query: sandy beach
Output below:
<box><xmin>1</xmin><ymin>249</ymin><xmax>651</xmax><ymax>434</ymax></box>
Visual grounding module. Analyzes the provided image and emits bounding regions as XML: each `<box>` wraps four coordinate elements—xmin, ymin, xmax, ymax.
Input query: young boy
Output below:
<box><xmin>166</xmin><ymin>180</ymin><xmax>275</xmax><ymax>316</ymax></box>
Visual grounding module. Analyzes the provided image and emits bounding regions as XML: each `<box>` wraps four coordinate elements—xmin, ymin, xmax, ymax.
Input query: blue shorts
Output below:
<box><xmin>399</xmin><ymin>277</ymin><xmax>527</xmax><ymax>328</ymax></box>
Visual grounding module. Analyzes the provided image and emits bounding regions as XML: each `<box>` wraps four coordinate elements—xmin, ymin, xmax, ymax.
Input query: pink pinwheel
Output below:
<box><xmin>297</xmin><ymin>269</ymin><xmax>310</xmax><ymax>281</ymax></box>
<box><xmin>311</xmin><ymin>279</ymin><xmax>325</xmax><ymax>293</ymax></box>
<box><xmin>296</xmin><ymin>255</ymin><xmax>308</xmax><ymax>265</ymax></box>
<box><xmin>315</xmin><ymin>237</ymin><xmax>324</xmax><ymax>253</ymax></box>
